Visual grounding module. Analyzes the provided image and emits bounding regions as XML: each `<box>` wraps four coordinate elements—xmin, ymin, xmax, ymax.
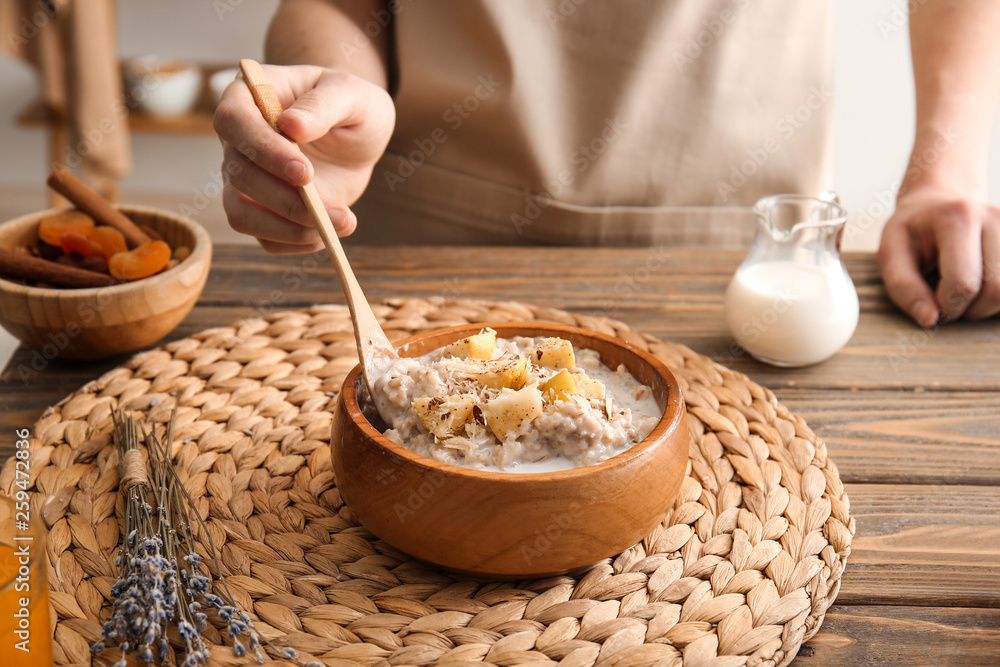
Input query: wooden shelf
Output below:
<box><xmin>16</xmin><ymin>62</ymin><xmax>236</xmax><ymax>136</ymax></box>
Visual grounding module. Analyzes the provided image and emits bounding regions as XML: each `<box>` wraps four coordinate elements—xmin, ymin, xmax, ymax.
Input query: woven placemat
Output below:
<box><xmin>1</xmin><ymin>298</ymin><xmax>854</xmax><ymax>667</ymax></box>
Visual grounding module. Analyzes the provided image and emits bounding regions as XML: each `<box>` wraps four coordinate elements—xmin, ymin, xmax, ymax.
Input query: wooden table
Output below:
<box><xmin>1</xmin><ymin>245</ymin><xmax>998</xmax><ymax>666</ymax></box>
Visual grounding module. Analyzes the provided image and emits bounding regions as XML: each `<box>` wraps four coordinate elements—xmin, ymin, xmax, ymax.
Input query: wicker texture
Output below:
<box><xmin>0</xmin><ymin>299</ymin><xmax>854</xmax><ymax>667</ymax></box>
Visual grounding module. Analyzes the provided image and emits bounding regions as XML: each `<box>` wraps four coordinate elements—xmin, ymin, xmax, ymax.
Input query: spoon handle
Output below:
<box><xmin>238</xmin><ymin>59</ymin><xmax>396</xmax><ymax>383</ymax></box>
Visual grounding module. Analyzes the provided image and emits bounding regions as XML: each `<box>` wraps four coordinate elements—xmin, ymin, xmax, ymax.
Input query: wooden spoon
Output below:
<box><xmin>239</xmin><ymin>59</ymin><xmax>398</xmax><ymax>396</ymax></box>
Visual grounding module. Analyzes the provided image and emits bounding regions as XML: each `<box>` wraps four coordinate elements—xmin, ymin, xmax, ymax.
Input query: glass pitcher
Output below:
<box><xmin>724</xmin><ymin>193</ymin><xmax>859</xmax><ymax>367</ymax></box>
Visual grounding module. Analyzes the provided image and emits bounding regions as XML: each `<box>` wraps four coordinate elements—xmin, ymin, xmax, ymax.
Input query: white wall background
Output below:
<box><xmin>0</xmin><ymin>0</ymin><xmax>998</xmax><ymax>249</ymax></box>
<box><xmin>829</xmin><ymin>1</ymin><xmax>1000</xmax><ymax>248</ymax></box>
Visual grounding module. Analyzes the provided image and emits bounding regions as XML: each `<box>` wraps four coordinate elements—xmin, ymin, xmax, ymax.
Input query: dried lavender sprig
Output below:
<box><xmin>95</xmin><ymin>406</ymin><xmax>321</xmax><ymax>667</ymax></box>
<box><xmin>143</xmin><ymin>415</ymin><xmax>212</xmax><ymax>666</ymax></box>
<box><xmin>95</xmin><ymin>412</ymin><xmax>177</xmax><ymax>665</ymax></box>
<box><xmin>147</xmin><ymin>402</ymin><xmax>322</xmax><ymax>667</ymax></box>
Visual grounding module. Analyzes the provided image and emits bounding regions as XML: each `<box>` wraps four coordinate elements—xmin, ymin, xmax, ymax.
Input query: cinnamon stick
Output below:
<box><xmin>0</xmin><ymin>247</ymin><xmax>118</xmax><ymax>288</ymax></box>
<box><xmin>46</xmin><ymin>168</ymin><xmax>153</xmax><ymax>248</ymax></box>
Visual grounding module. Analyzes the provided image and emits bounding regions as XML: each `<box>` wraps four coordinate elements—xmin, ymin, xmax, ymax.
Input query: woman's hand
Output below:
<box><xmin>877</xmin><ymin>185</ymin><xmax>1000</xmax><ymax>326</ymax></box>
<box><xmin>214</xmin><ymin>64</ymin><xmax>395</xmax><ymax>253</ymax></box>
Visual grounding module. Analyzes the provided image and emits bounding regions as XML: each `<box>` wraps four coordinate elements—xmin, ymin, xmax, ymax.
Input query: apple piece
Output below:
<box><xmin>483</xmin><ymin>385</ymin><xmax>543</xmax><ymax>441</ymax></box>
<box><xmin>413</xmin><ymin>394</ymin><xmax>479</xmax><ymax>439</ymax></box>
<box><xmin>572</xmin><ymin>372</ymin><xmax>606</xmax><ymax>401</ymax></box>
<box><xmin>533</xmin><ymin>337</ymin><xmax>576</xmax><ymax>369</ymax></box>
<box><xmin>540</xmin><ymin>369</ymin><xmax>578</xmax><ymax>402</ymax></box>
<box><xmin>476</xmin><ymin>356</ymin><xmax>528</xmax><ymax>390</ymax></box>
<box><xmin>446</xmin><ymin>329</ymin><xmax>497</xmax><ymax>360</ymax></box>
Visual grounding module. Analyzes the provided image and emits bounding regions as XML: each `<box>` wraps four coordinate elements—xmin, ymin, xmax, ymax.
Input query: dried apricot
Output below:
<box><xmin>59</xmin><ymin>231</ymin><xmax>104</xmax><ymax>258</ymax></box>
<box><xmin>38</xmin><ymin>211</ymin><xmax>94</xmax><ymax>246</ymax></box>
<box><xmin>108</xmin><ymin>240</ymin><xmax>171</xmax><ymax>281</ymax></box>
<box><xmin>86</xmin><ymin>226</ymin><xmax>127</xmax><ymax>262</ymax></box>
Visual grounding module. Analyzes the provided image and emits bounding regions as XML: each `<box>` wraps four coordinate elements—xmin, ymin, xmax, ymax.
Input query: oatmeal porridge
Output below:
<box><xmin>370</xmin><ymin>329</ymin><xmax>661</xmax><ymax>472</ymax></box>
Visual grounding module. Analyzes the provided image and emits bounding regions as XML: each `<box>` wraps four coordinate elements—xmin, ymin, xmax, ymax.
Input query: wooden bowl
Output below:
<box><xmin>0</xmin><ymin>205</ymin><xmax>211</xmax><ymax>360</ymax></box>
<box><xmin>331</xmin><ymin>322</ymin><xmax>688</xmax><ymax>579</ymax></box>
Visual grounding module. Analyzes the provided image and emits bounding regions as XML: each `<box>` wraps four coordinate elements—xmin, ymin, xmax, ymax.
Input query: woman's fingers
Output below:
<box><xmin>278</xmin><ymin>70</ymin><xmax>369</xmax><ymax>142</ymax></box>
<box><xmin>223</xmin><ymin>184</ymin><xmax>320</xmax><ymax>246</ymax></box>
<box><xmin>877</xmin><ymin>223</ymin><xmax>940</xmax><ymax>327</ymax></box>
<box><xmin>223</xmin><ymin>145</ymin><xmax>312</xmax><ymax>226</ymax></box>
<box><xmin>214</xmin><ymin>75</ymin><xmax>313</xmax><ymax>187</ymax></box>
<box><xmin>257</xmin><ymin>238</ymin><xmax>326</xmax><ymax>255</ymax></box>
<box><xmin>932</xmin><ymin>202</ymin><xmax>984</xmax><ymax>321</ymax></box>
<box><xmin>223</xmin><ymin>178</ymin><xmax>358</xmax><ymax>245</ymax></box>
<box><xmin>877</xmin><ymin>193</ymin><xmax>1000</xmax><ymax>325</ymax></box>
<box><xmin>964</xmin><ymin>217</ymin><xmax>1000</xmax><ymax>320</ymax></box>
<box><xmin>213</xmin><ymin>64</ymin><xmax>393</xmax><ymax>253</ymax></box>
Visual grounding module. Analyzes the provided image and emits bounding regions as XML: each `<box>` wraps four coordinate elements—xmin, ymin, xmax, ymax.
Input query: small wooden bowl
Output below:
<box><xmin>331</xmin><ymin>322</ymin><xmax>688</xmax><ymax>579</ymax></box>
<box><xmin>0</xmin><ymin>205</ymin><xmax>211</xmax><ymax>360</ymax></box>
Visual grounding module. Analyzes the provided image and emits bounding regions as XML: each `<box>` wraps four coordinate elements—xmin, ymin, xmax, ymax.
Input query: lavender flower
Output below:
<box><xmin>98</xmin><ymin>409</ymin><xmax>317</xmax><ymax>667</ymax></box>
<box><xmin>94</xmin><ymin>415</ymin><xmax>178</xmax><ymax>665</ymax></box>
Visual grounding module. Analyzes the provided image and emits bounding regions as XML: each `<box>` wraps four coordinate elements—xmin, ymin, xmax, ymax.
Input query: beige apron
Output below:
<box><xmin>348</xmin><ymin>0</ymin><xmax>832</xmax><ymax>247</ymax></box>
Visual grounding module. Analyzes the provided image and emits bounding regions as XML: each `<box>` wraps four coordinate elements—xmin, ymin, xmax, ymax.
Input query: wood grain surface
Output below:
<box><xmin>780</xmin><ymin>389</ymin><xmax>1000</xmax><ymax>485</ymax></box>
<box><xmin>1</xmin><ymin>244</ymin><xmax>997</xmax><ymax>666</ymax></box>
<box><xmin>838</xmin><ymin>484</ymin><xmax>1000</xmax><ymax>606</ymax></box>
<box><xmin>800</xmin><ymin>606</ymin><xmax>1000</xmax><ymax>667</ymax></box>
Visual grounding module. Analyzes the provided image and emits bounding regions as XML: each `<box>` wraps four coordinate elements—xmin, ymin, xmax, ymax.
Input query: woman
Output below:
<box><xmin>215</xmin><ymin>0</ymin><xmax>1000</xmax><ymax>326</ymax></box>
